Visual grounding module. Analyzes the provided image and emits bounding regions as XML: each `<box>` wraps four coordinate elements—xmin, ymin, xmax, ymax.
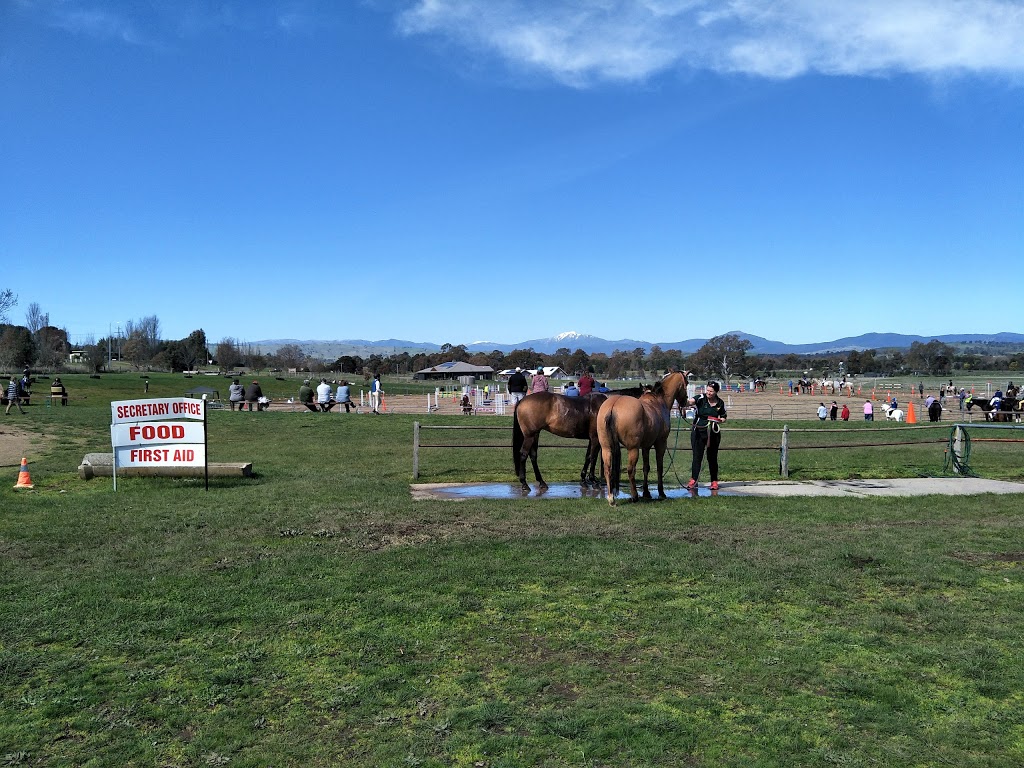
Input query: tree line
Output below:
<box><xmin>1</xmin><ymin>290</ymin><xmax>1020</xmax><ymax>379</ymax></box>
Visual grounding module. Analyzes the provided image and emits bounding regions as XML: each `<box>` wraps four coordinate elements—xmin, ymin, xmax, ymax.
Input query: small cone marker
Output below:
<box><xmin>906</xmin><ymin>401</ymin><xmax>917</xmax><ymax>424</ymax></box>
<box><xmin>13</xmin><ymin>457</ymin><xmax>34</xmax><ymax>490</ymax></box>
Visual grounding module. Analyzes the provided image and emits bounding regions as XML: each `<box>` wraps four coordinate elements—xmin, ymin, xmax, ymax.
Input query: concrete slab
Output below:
<box><xmin>720</xmin><ymin>478</ymin><xmax>1024</xmax><ymax>497</ymax></box>
<box><xmin>411</xmin><ymin>477</ymin><xmax>1024</xmax><ymax>500</ymax></box>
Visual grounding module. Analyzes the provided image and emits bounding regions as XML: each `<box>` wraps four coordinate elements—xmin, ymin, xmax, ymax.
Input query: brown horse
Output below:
<box><xmin>597</xmin><ymin>370</ymin><xmax>690</xmax><ymax>506</ymax></box>
<box><xmin>512</xmin><ymin>392</ymin><xmax>608</xmax><ymax>490</ymax></box>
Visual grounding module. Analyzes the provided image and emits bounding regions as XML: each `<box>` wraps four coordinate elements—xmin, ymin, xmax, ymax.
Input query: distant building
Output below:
<box><xmin>414</xmin><ymin>361</ymin><xmax>495</xmax><ymax>381</ymax></box>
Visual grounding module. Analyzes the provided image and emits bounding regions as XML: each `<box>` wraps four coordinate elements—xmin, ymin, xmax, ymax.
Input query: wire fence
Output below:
<box><xmin>412</xmin><ymin>421</ymin><xmax>1023</xmax><ymax>482</ymax></box>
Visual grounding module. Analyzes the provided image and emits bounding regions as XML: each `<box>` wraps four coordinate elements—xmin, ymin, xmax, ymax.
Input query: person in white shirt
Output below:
<box><xmin>316</xmin><ymin>379</ymin><xmax>336</xmax><ymax>412</ymax></box>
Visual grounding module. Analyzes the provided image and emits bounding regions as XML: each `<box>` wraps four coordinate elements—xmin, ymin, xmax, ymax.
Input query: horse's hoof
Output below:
<box><xmin>607</xmin><ymin>495</ymin><xmax>617</xmax><ymax>507</ymax></box>
<box><xmin>538</xmin><ymin>483</ymin><xmax>549</xmax><ymax>491</ymax></box>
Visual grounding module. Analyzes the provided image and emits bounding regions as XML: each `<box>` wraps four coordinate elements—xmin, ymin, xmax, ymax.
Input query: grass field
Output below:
<box><xmin>2</xmin><ymin>373</ymin><xmax>1023</xmax><ymax>766</ymax></box>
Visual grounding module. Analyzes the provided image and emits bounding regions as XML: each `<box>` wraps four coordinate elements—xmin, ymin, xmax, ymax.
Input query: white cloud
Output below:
<box><xmin>396</xmin><ymin>0</ymin><xmax>1024</xmax><ymax>84</ymax></box>
<box><xmin>48</xmin><ymin>6</ymin><xmax>146</xmax><ymax>45</ymax></box>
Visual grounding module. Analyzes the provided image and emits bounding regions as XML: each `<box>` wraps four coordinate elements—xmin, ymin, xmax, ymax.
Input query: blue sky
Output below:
<box><xmin>3</xmin><ymin>0</ymin><xmax>1022</xmax><ymax>348</ymax></box>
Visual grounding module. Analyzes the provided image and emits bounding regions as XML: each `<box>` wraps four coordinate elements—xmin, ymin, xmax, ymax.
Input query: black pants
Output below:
<box><xmin>691</xmin><ymin>427</ymin><xmax>722</xmax><ymax>482</ymax></box>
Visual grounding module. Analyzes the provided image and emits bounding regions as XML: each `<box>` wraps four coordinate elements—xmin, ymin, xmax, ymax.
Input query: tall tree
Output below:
<box><xmin>0</xmin><ymin>289</ymin><xmax>17</xmax><ymax>323</ymax></box>
<box><xmin>214</xmin><ymin>338</ymin><xmax>242</xmax><ymax>371</ymax></box>
<box><xmin>688</xmin><ymin>333</ymin><xmax>753</xmax><ymax>386</ymax></box>
<box><xmin>0</xmin><ymin>325</ymin><xmax>35</xmax><ymax>370</ymax></box>
<box><xmin>273</xmin><ymin>344</ymin><xmax>307</xmax><ymax>370</ymax></box>
<box><xmin>25</xmin><ymin>302</ymin><xmax>48</xmax><ymax>336</ymax></box>
<box><xmin>36</xmin><ymin>326</ymin><xmax>70</xmax><ymax>370</ymax></box>
<box><xmin>906</xmin><ymin>340</ymin><xmax>954</xmax><ymax>376</ymax></box>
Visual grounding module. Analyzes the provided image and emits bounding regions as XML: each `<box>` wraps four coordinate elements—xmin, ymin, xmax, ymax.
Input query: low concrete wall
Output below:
<box><xmin>79</xmin><ymin>452</ymin><xmax>252</xmax><ymax>480</ymax></box>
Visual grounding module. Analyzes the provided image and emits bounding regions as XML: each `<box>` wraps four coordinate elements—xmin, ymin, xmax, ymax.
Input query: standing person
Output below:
<box><xmin>578</xmin><ymin>367</ymin><xmax>596</xmax><ymax>396</ymax></box>
<box><xmin>687</xmin><ymin>381</ymin><xmax>727</xmax><ymax>491</ymax></box>
<box><xmin>244</xmin><ymin>380</ymin><xmax>263</xmax><ymax>412</ymax></box>
<box><xmin>228</xmin><ymin>379</ymin><xmax>245</xmax><ymax>411</ymax></box>
<box><xmin>297</xmin><ymin>379</ymin><xmax>318</xmax><ymax>412</ymax></box>
<box><xmin>829</xmin><ymin>401</ymin><xmax>839</xmax><ymax>421</ymax></box>
<box><xmin>507</xmin><ymin>367</ymin><xmax>528</xmax><ymax>405</ymax></box>
<box><xmin>863</xmin><ymin>399</ymin><xmax>874</xmax><ymax>421</ymax></box>
<box><xmin>5</xmin><ymin>375</ymin><xmax>25</xmax><ymax>415</ymax></box>
<box><xmin>958</xmin><ymin>388</ymin><xmax>967</xmax><ymax>411</ymax></box>
<box><xmin>335</xmin><ymin>380</ymin><xmax>356</xmax><ymax>413</ymax></box>
<box><xmin>918</xmin><ymin>382</ymin><xmax>924</xmax><ymax>399</ymax></box>
<box><xmin>817</xmin><ymin>402</ymin><xmax>828</xmax><ymax>421</ymax></box>
<box><xmin>316</xmin><ymin>378</ymin><xmax>336</xmax><ymax>411</ymax></box>
<box><xmin>530</xmin><ymin>367</ymin><xmax>549</xmax><ymax>394</ymax></box>
<box><xmin>841</xmin><ymin>403</ymin><xmax>850</xmax><ymax>421</ymax></box>
<box><xmin>17</xmin><ymin>373</ymin><xmax>31</xmax><ymax>406</ymax></box>
<box><xmin>370</xmin><ymin>373</ymin><xmax>383</xmax><ymax>414</ymax></box>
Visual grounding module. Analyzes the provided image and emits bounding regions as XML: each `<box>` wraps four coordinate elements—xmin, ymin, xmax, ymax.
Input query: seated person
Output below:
<box><xmin>316</xmin><ymin>379</ymin><xmax>336</xmax><ymax>411</ymax></box>
<box><xmin>461</xmin><ymin>394</ymin><xmax>473</xmax><ymax>415</ymax></box>
<box><xmin>335</xmin><ymin>380</ymin><xmax>355</xmax><ymax>413</ymax></box>
<box><xmin>50</xmin><ymin>377</ymin><xmax>68</xmax><ymax>406</ymax></box>
<box><xmin>297</xmin><ymin>380</ymin><xmax>318</xmax><ymax>412</ymax></box>
<box><xmin>563</xmin><ymin>381</ymin><xmax>580</xmax><ymax>397</ymax></box>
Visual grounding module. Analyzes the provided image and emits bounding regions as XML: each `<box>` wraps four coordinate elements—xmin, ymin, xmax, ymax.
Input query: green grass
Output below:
<box><xmin>2</xmin><ymin>373</ymin><xmax>1023</xmax><ymax>766</ymax></box>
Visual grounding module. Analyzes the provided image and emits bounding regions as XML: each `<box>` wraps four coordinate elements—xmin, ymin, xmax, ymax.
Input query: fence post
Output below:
<box><xmin>413</xmin><ymin>421</ymin><xmax>420</xmax><ymax>480</ymax></box>
<box><xmin>780</xmin><ymin>424</ymin><xmax>789</xmax><ymax>478</ymax></box>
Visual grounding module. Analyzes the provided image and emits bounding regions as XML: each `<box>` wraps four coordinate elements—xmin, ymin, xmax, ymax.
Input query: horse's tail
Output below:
<box><xmin>512</xmin><ymin>404</ymin><xmax>524</xmax><ymax>475</ymax></box>
<box><xmin>605</xmin><ymin>409</ymin><xmax>621</xmax><ymax>494</ymax></box>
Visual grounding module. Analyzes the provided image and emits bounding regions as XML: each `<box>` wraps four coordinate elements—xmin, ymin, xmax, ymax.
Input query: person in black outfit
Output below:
<box><xmin>687</xmin><ymin>381</ymin><xmax>728</xmax><ymax>491</ymax></box>
<box><xmin>244</xmin><ymin>380</ymin><xmax>264</xmax><ymax>412</ymax></box>
<box><xmin>507</xmin><ymin>367</ymin><xmax>528</xmax><ymax>405</ymax></box>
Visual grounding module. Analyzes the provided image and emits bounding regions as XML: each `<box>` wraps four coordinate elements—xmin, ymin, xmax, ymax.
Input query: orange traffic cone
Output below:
<box><xmin>13</xmin><ymin>457</ymin><xmax>34</xmax><ymax>490</ymax></box>
<box><xmin>906</xmin><ymin>401</ymin><xmax>917</xmax><ymax>424</ymax></box>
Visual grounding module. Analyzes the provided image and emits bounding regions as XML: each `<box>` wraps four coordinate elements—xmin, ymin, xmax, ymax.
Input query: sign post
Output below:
<box><xmin>110</xmin><ymin>397</ymin><xmax>208</xmax><ymax>490</ymax></box>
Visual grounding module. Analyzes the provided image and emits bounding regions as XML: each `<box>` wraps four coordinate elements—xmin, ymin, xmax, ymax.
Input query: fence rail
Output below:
<box><xmin>411</xmin><ymin>421</ymin><xmax>998</xmax><ymax>481</ymax></box>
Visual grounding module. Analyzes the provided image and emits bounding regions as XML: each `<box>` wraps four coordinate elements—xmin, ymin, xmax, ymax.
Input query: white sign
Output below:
<box><xmin>109</xmin><ymin>398</ymin><xmax>209</xmax><ymax>487</ymax></box>
<box><xmin>111</xmin><ymin>422</ymin><xmax>206</xmax><ymax>446</ymax></box>
<box><xmin>114</xmin><ymin>444</ymin><xmax>206</xmax><ymax>467</ymax></box>
<box><xmin>111</xmin><ymin>397</ymin><xmax>206</xmax><ymax>425</ymax></box>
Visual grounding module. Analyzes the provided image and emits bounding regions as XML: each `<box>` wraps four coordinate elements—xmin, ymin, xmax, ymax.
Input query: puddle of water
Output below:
<box><xmin>424</xmin><ymin>482</ymin><xmax>733</xmax><ymax>500</ymax></box>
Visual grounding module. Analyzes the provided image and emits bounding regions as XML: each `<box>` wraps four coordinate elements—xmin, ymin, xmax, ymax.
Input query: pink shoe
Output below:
<box><xmin>710</xmin><ymin>481</ymin><xmax>719</xmax><ymax>491</ymax></box>
<box><xmin>686</xmin><ymin>478</ymin><xmax>698</xmax><ymax>490</ymax></box>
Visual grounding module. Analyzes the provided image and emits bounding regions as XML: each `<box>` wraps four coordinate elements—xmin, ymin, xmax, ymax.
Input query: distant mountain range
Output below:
<box><xmin>253</xmin><ymin>331</ymin><xmax>1024</xmax><ymax>359</ymax></box>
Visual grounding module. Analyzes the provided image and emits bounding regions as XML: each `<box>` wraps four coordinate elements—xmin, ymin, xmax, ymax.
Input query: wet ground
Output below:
<box><xmin>411</xmin><ymin>477</ymin><xmax>1024</xmax><ymax>501</ymax></box>
<box><xmin>414</xmin><ymin>482</ymin><xmax>734</xmax><ymax>501</ymax></box>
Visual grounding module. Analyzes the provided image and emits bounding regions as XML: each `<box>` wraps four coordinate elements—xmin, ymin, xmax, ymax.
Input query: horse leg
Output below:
<box><xmin>627</xmin><ymin>448</ymin><xmax>640</xmax><ymax>502</ymax></box>
<box><xmin>517</xmin><ymin>433</ymin><xmax>542</xmax><ymax>490</ymax></box>
<box><xmin>602</xmin><ymin>445</ymin><xmax>616</xmax><ymax>506</ymax></box>
<box><xmin>640</xmin><ymin>449</ymin><xmax>653</xmax><ymax>500</ymax></box>
<box><xmin>584</xmin><ymin>438</ymin><xmax>601</xmax><ymax>486</ymax></box>
<box><xmin>528</xmin><ymin>438</ymin><xmax>547</xmax><ymax>490</ymax></box>
<box><xmin>515</xmin><ymin>433</ymin><xmax>532</xmax><ymax>490</ymax></box>
<box><xmin>655</xmin><ymin>442</ymin><xmax>667</xmax><ymax>499</ymax></box>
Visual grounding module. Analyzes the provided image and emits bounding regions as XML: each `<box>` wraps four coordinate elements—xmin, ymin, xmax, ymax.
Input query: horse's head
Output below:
<box><xmin>656</xmin><ymin>369</ymin><xmax>690</xmax><ymax>408</ymax></box>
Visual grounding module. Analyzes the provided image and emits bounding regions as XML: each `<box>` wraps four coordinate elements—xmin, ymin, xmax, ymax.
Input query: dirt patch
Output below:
<box><xmin>0</xmin><ymin>424</ymin><xmax>43</xmax><ymax>468</ymax></box>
